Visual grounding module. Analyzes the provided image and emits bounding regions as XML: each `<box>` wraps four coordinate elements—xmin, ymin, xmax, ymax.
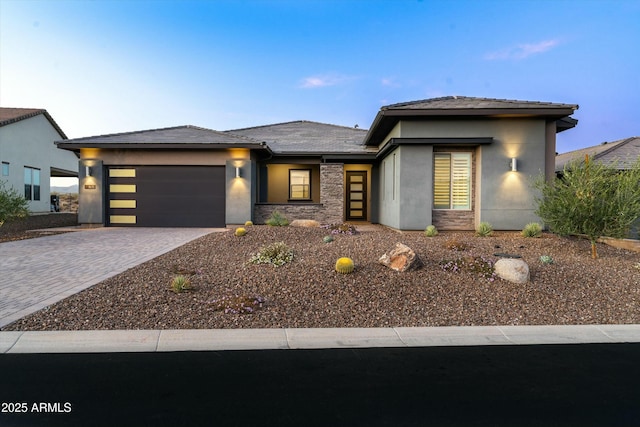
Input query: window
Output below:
<box><xmin>434</xmin><ymin>153</ymin><xmax>471</xmax><ymax>210</ymax></box>
<box><xmin>24</xmin><ymin>167</ymin><xmax>41</xmax><ymax>201</ymax></box>
<box><xmin>289</xmin><ymin>169</ymin><xmax>311</xmax><ymax>200</ymax></box>
<box><xmin>1</xmin><ymin>162</ymin><xmax>8</xmax><ymax>176</ymax></box>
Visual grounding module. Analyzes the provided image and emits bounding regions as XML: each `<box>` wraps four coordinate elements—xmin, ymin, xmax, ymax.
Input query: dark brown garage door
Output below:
<box><xmin>108</xmin><ymin>166</ymin><xmax>225</xmax><ymax>227</ymax></box>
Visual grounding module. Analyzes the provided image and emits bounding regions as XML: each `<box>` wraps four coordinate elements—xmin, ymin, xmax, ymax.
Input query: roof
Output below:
<box><xmin>227</xmin><ymin>120</ymin><xmax>375</xmax><ymax>155</ymax></box>
<box><xmin>364</xmin><ymin>96</ymin><xmax>579</xmax><ymax>146</ymax></box>
<box><xmin>0</xmin><ymin>107</ymin><xmax>67</xmax><ymax>139</ymax></box>
<box><xmin>556</xmin><ymin>136</ymin><xmax>640</xmax><ymax>171</ymax></box>
<box><xmin>56</xmin><ymin>125</ymin><xmax>266</xmax><ymax>151</ymax></box>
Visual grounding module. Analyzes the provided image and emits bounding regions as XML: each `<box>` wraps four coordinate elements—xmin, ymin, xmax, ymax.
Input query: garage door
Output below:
<box><xmin>108</xmin><ymin>166</ymin><xmax>225</xmax><ymax>227</ymax></box>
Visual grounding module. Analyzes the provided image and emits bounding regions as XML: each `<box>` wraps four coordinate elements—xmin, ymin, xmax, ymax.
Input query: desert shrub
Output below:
<box><xmin>534</xmin><ymin>156</ymin><xmax>640</xmax><ymax>258</ymax></box>
<box><xmin>322</xmin><ymin>223</ymin><xmax>358</xmax><ymax>235</ymax></box>
<box><xmin>266</xmin><ymin>210</ymin><xmax>289</xmax><ymax>226</ymax></box>
<box><xmin>249</xmin><ymin>241</ymin><xmax>294</xmax><ymax>267</ymax></box>
<box><xmin>234</xmin><ymin>227</ymin><xmax>247</xmax><ymax>236</ymax></box>
<box><xmin>244</xmin><ymin>220</ymin><xmax>253</xmax><ymax>226</ymax></box>
<box><xmin>323</xmin><ymin>235</ymin><xmax>334</xmax><ymax>243</ymax></box>
<box><xmin>539</xmin><ymin>255</ymin><xmax>554</xmax><ymax>264</ymax></box>
<box><xmin>209</xmin><ymin>295</ymin><xmax>265</xmax><ymax>314</ymax></box>
<box><xmin>0</xmin><ymin>181</ymin><xmax>29</xmax><ymax>227</ymax></box>
<box><xmin>476</xmin><ymin>221</ymin><xmax>493</xmax><ymax>237</ymax></box>
<box><xmin>522</xmin><ymin>222</ymin><xmax>543</xmax><ymax>238</ymax></box>
<box><xmin>170</xmin><ymin>275</ymin><xmax>191</xmax><ymax>293</ymax></box>
<box><xmin>335</xmin><ymin>257</ymin><xmax>355</xmax><ymax>274</ymax></box>
<box><xmin>424</xmin><ymin>225</ymin><xmax>438</xmax><ymax>237</ymax></box>
<box><xmin>439</xmin><ymin>256</ymin><xmax>497</xmax><ymax>281</ymax></box>
<box><xmin>444</xmin><ymin>238</ymin><xmax>468</xmax><ymax>251</ymax></box>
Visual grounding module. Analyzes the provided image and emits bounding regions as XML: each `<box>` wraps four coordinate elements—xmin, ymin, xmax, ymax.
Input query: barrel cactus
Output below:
<box><xmin>323</xmin><ymin>235</ymin><xmax>334</xmax><ymax>243</ymax></box>
<box><xmin>335</xmin><ymin>257</ymin><xmax>355</xmax><ymax>274</ymax></box>
<box><xmin>244</xmin><ymin>220</ymin><xmax>253</xmax><ymax>227</ymax></box>
<box><xmin>235</xmin><ymin>227</ymin><xmax>247</xmax><ymax>237</ymax></box>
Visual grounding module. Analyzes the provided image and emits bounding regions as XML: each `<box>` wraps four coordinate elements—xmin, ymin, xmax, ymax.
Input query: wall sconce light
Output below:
<box><xmin>235</xmin><ymin>166</ymin><xmax>241</xmax><ymax>178</ymax></box>
<box><xmin>509</xmin><ymin>158</ymin><xmax>518</xmax><ymax>172</ymax></box>
<box><xmin>85</xmin><ymin>165</ymin><xmax>92</xmax><ymax>177</ymax></box>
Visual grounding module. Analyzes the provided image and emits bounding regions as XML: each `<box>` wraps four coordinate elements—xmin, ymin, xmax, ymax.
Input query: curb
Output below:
<box><xmin>2</xmin><ymin>325</ymin><xmax>640</xmax><ymax>353</ymax></box>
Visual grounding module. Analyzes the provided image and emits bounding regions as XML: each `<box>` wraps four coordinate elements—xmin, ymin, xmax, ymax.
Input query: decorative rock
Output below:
<box><xmin>494</xmin><ymin>258</ymin><xmax>530</xmax><ymax>284</ymax></box>
<box><xmin>290</xmin><ymin>219</ymin><xmax>320</xmax><ymax>228</ymax></box>
<box><xmin>378</xmin><ymin>243</ymin><xmax>423</xmax><ymax>272</ymax></box>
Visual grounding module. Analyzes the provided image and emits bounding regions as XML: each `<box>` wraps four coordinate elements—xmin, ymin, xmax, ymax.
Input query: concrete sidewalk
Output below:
<box><xmin>0</xmin><ymin>227</ymin><xmax>221</xmax><ymax>328</ymax></box>
<box><xmin>2</xmin><ymin>325</ymin><xmax>640</xmax><ymax>353</ymax></box>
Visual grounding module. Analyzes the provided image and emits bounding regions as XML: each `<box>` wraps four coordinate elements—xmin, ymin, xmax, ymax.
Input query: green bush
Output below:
<box><xmin>540</xmin><ymin>255</ymin><xmax>554</xmax><ymax>264</ymax></box>
<box><xmin>170</xmin><ymin>275</ymin><xmax>191</xmax><ymax>293</ymax></box>
<box><xmin>424</xmin><ymin>225</ymin><xmax>438</xmax><ymax>237</ymax></box>
<box><xmin>249</xmin><ymin>241</ymin><xmax>294</xmax><ymax>267</ymax></box>
<box><xmin>534</xmin><ymin>156</ymin><xmax>640</xmax><ymax>258</ymax></box>
<box><xmin>0</xmin><ymin>181</ymin><xmax>29</xmax><ymax>227</ymax></box>
<box><xmin>475</xmin><ymin>221</ymin><xmax>493</xmax><ymax>237</ymax></box>
<box><xmin>521</xmin><ymin>222</ymin><xmax>543</xmax><ymax>238</ymax></box>
<box><xmin>266</xmin><ymin>210</ymin><xmax>289</xmax><ymax>226</ymax></box>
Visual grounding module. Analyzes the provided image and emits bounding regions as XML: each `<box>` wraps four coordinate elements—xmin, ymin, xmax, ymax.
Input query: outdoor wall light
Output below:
<box><xmin>509</xmin><ymin>158</ymin><xmax>518</xmax><ymax>172</ymax></box>
<box><xmin>85</xmin><ymin>165</ymin><xmax>93</xmax><ymax>177</ymax></box>
<box><xmin>235</xmin><ymin>166</ymin><xmax>241</xmax><ymax>178</ymax></box>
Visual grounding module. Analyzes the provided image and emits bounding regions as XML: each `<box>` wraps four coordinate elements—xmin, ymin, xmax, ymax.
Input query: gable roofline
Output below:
<box><xmin>227</xmin><ymin>119</ymin><xmax>367</xmax><ymax>134</ymax></box>
<box><xmin>363</xmin><ymin>96</ymin><xmax>579</xmax><ymax>146</ymax></box>
<box><xmin>56</xmin><ymin>125</ymin><xmax>267</xmax><ymax>151</ymax></box>
<box><xmin>0</xmin><ymin>107</ymin><xmax>67</xmax><ymax>139</ymax></box>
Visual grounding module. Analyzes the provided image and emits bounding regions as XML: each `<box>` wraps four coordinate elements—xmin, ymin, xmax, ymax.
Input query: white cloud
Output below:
<box><xmin>299</xmin><ymin>74</ymin><xmax>352</xmax><ymax>88</ymax></box>
<box><xmin>484</xmin><ymin>39</ymin><xmax>559</xmax><ymax>60</ymax></box>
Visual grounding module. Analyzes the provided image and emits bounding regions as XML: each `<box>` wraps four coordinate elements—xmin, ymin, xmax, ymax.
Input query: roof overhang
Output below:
<box><xmin>377</xmin><ymin>137</ymin><xmax>494</xmax><ymax>159</ymax></box>
<box><xmin>364</xmin><ymin>108</ymin><xmax>578</xmax><ymax>146</ymax></box>
<box><xmin>55</xmin><ymin>141</ymin><xmax>270</xmax><ymax>152</ymax></box>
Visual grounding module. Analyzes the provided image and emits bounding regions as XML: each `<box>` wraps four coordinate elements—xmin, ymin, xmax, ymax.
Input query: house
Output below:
<box><xmin>0</xmin><ymin>108</ymin><xmax>78</xmax><ymax>213</ymax></box>
<box><xmin>55</xmin><ymin>96</ymin><xmax>578</xmax><ymax>230</ymax></box>
<box><xmin>556</xmin><ymin>136</ymin><xmax>640</xmax><ymax>173</ymax></box>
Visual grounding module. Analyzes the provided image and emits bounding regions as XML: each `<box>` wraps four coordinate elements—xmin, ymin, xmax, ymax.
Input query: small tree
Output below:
<box><xmin>0</xmin><ymin>180</ymin><xmax>29</xmax><ymax>227</ymax></box>
<box><xmin>533</xmin><ymin>155</ymin><xmax>640</xmax><ymax>258</ymax></box>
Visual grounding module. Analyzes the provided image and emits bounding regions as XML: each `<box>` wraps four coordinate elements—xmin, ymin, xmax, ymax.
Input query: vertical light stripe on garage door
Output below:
<box><xmin>107</xmin><ymin>166</ymin><xmax>226</xmax><ymax>227</ymax></box>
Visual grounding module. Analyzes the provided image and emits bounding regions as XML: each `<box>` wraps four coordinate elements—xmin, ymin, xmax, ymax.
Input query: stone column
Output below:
<box><xmin>320</xmin><ymin>163</ymin><xmax>344</xmax><ymax>223</ymax></box>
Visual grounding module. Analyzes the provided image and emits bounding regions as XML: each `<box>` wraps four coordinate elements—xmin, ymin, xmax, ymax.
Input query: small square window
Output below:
<box><xmin>1</xmin><ymin>162</ymin><xmax>8</xmax><ymax>176</ymax></box>
<box><xmin>289</xmin><ymin>169</ymin><xmax>311</xmax><ymax>200</ymax></box>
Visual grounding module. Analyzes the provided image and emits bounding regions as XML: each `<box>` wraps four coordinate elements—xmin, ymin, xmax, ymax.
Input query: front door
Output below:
<box><xmin>346</xmin><ymin>171</ymin><xmax>367</xmax><ymax>221</ymax></box>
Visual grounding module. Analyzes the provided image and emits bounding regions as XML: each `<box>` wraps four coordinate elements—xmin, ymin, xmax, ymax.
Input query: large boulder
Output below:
<box><xmin>494</xmin><ymin>258</ymin><xmax>530</xmax><ymax>284</ymax></box>
<box><xmin>379</xmin><ymin>243</ymin><xmax>423</xmax><ymax>272</ymax></box>
<box><xmin>290</xmin><ymin>219</ymin><xmax>320</xmax><ymax>228</ymax></box>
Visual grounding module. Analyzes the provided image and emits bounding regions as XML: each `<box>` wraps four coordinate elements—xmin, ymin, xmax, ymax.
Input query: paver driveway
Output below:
<box><xmin>0</xmin><ymin>228</ymin><xmax>220</xmax><ymax>328</ymax></box>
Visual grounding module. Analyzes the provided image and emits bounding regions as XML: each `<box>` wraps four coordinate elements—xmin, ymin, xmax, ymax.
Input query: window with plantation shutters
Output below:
<box><xmin>433</xmin><ymin>153</ymin><xmax>471</xmax><ymax>210</ymax></box>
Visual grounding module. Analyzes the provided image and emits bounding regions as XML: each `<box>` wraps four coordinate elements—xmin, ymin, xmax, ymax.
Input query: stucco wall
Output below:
<box><xmin>0</xmin><ymin>114</ymin><xmax>78</xmax><ymax>212</ymax></box>
<box><xmin>405</xmin><ymin>119</ymin><xmax>547</xmax><ymax>229</ymax></box>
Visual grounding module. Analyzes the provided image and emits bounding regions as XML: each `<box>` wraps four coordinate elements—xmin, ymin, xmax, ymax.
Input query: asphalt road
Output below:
<box><xmin>1</xmin><ymin>344</ymin><xmax>640</xmax><ymax>427</ymax></box>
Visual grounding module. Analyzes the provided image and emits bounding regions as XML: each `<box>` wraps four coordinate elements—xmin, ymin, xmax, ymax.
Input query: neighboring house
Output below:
<box><xmin>556</xmin><ymin>136</ymin><xmax>640</xmax><ymax>173</ymax></box>
<box><xmin>56</xmin><ymin>96</ymin><xmax>578</xmax><ymax>230</ymax></box>
<box><xmin>0</xmin><ymin>108</ymin><xmax>78</xmax><ymax>213</ymax></box>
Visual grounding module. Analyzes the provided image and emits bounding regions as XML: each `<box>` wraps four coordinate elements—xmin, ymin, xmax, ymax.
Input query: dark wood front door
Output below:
<box><xmin>346</xmin><ymin>171</ymin><xmax>367</xmax><ymax>221</ymax></box>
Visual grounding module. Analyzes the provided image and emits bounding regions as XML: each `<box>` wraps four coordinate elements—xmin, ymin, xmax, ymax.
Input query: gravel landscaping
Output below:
<box><xmin>0</xmin><ymin>213</ymin><xmax>77</xmax><ymax>243</ymax></box>
<box><xmin>4</xmin><ymin>224</ymin><xmax>640</xmax><ymax>331</ymax></box>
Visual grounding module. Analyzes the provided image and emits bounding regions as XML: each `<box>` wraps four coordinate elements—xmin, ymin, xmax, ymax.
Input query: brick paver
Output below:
<box><xmin>0</xmin><ymin>228</ymin><xmax>220</xmax><ymax>328</ymax></box>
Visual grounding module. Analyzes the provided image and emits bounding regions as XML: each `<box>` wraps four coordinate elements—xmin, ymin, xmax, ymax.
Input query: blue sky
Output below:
<box><xmin>1</xmin><ymin>0</ymin><xmax>639</xmax><ymax>155</ymax></box>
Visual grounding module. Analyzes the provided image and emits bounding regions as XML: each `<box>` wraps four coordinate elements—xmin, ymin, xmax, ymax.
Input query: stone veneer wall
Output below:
<box><xmin>253</xmin><ymin>163</ymin><xmax>344</xmax><ymax>224</ymax></box>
